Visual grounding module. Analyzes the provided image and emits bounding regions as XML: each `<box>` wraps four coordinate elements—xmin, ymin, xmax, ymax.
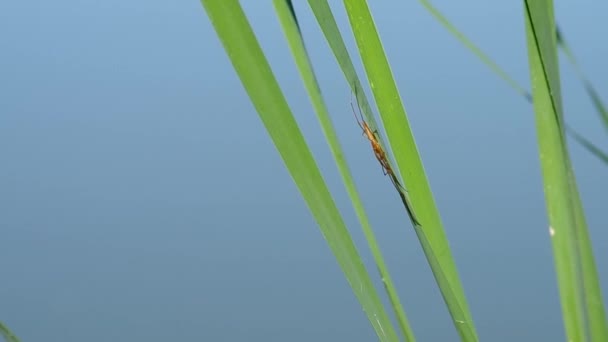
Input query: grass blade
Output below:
<box><xmin>306</xmin><ymin>0</ymin><xmax>419</xmax><ymax>225</ymax></box>
<box><xmin>566</xmin><ymin>126</ymin><xmax>608</xmax><ymax>164</ymax></box>
<box><xmin>200</xmin><ymin>1</ymin><xmax>400</xmax><ymax>341</ymax></box>
<box><xmin>564</xmin><ymin>127</ymin><xmax>608</xmax><ymax>167</ymax></box>
<box><xmin>418</xmin><ymin>2</ymin><xmax>608</xmax><ymax>166</ymax></box>
<box><xmin>418</xmin><ymin>0</ymin><xmax>532</xmax><ymax>101</ymax></box>
<box><xmin>272</xmin><ymin>1</ymin><xmax>416</xmax><ymax>340</ymax></box>
<box><xmin>341</xmin><ymin>0</ymin><xmax>478</xmax><ymax>340</ymax></box>
<box><xmin>306</xmin><ymin>1</ymin><xmax>389</xmax><ymax>152</ymax></box>
<box><xmin>0</xmin><ymin>322</ymin><xmax>20</xmax><ymax>342</ymax></box>
<box><xmin>523</xmin><ymin>2</ymin><xmax>608</xmax><ymax>340</ymax></box>
<box><xmin>556</xmin><ymin>26</ymin><xmax>608</xmax><ymax>133</ymax></box>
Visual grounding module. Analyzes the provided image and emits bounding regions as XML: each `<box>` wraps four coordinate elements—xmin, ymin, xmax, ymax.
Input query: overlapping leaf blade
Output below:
<box><xmin>200</xmin><ymin>1</ymin><xmax>400</xmax><ymax>341</ymax></box>
<box><xmin>523</xmin><ymin>2</ymin><xmax>607</xmax><ymax>341</ymax></box>
<box><xmin>272</xmin><ymin>1</ymin><xmax>415</xmax><ymax>340</ymax></box>
<box><xmin>325</xmin><ymin>0</ymin><xmax>478</xmax><ymax>340</ymax></box>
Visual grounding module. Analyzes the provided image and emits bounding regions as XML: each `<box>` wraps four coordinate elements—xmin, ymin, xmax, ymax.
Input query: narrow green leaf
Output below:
<box><xmin>564</xmin><ymin>124</ymin><xmax>608</xmax><ymax>167</ymax></box>
<box><xmin>418</xmin><ymin>2</ymin><xmax>608</xmax><ymax>166</ymax></box>
<box><xmin>417</xmin><ymin>1</ymin><xmax>608</xmax><ymax>338</ymax></box>
<box><xmin>523</xmin><ymin>2</ymin><xmax>608</xmax><ymax>341</ymax></box>
<box><xmin>306</xmin><ymin>1</ymin><xmax>387</xmax><ymax>149</ymax></box>
<box><xmin>556</xmin><ymin>27</ymin><xmax>608</xmax><ymax>133</ymax></box>
<box><xmin>272</xmin><ymin>1</ymin><xmax>416</xmax><ymax>340</ymax></box>
<box><xmin>200</xmin><ymin>2</ymin><xmax>400</xmax><ymax>341</ymax></box>
<box><xmin>418</xmin><ymin>0</ymin><xmax>532</xmax><ymax>101</ymax></box>
<box><xmin>566</xmin><ymin>126</ymin><xmax>608</xmax><ymax>164</ymax></box>
<box><xmin>0</xmin><ymin>322</ymin><xmax>20</xmax><ymax>342</ymax></box>
<box><xmin>525</xmin><ymin>5</ymin><xmax>583</xmax><ymax>341</ymax></box>
<box><xmin>341</xmin><ymin>0</ymin><xmax>478</xmax><ymax>340</ymax></box>
<box><xmin>566</xmin><ymin>125</ymin><xmax>608</xmax><ymax>165</ymax></box>
<box><xmin>306</xmin><ymin>0</ymin><xmax>419</xmax><ymax>225</ymax></box>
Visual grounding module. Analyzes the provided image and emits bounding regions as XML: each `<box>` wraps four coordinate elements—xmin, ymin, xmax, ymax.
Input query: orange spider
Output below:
<box><xmin>351</xmin><ymin>91</ymin><xmax>420</xmax><ymax>225</ymax></box>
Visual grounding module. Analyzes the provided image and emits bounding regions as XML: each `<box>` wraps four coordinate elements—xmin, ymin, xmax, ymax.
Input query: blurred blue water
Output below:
<box><xmin>1</xmin><ymin>1</ymin><xmax>607</xmax><ymax>341</ymax></box>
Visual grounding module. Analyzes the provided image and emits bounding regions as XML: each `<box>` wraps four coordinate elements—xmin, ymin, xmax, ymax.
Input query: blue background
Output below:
<box><xmin>1</xmin><ymin>1</ymin><xmax>607</xmax><ymax>341</ymax></box>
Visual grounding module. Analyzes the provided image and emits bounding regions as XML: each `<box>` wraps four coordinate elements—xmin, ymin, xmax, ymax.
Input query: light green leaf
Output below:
<box><xmin>200</xmin><ymin>1</ymin><xmax>400</xmax><ymax>341</ymax></box>
<box><xmin>340</xmin><ymin>0</ymin><xmax>479</xmax><ymax>340</ymax></box>
<box><xmin>418</xmin><ymin>0</ymin><xmax>532</xmax><ymax>101</ymax></box>
<box><xmin>273</xmin><ymin>1</ymin><xmax>415</xmax><ymax>340</ymax></box>
<box><xmin>0</xmin><ymin>322</ymin><xmax>20</xmax><ymax>342</ymax></box>
<box><xmin>523</xmin><ymin>2</ymin><xmax>607</xmax><ymax>341</ymax></box>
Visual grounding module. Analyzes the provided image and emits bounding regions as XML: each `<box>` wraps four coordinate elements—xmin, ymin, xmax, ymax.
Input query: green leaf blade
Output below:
<box><xmin>523</xmin><ymin>2</ymin><xmax>608</xmax><ymax>341</ymax></box>
<box><xmin>0</xmin><ymin>322</ymin><xmax>20</xmax><ymax>342</ymax></box>
<box><xmin>341</xmin><ymin>1</ymin><xmax>479</xmax><ymax>341</ymax></box>
<box><xmin>273</xmin><ymin>1</ymin><xmax>416</xmax><ymax>340</ymax></box>
<box><xmin>200</xmin><ymin>1</ymin><xmax>400</xmax><ymax>341</ymax></box>
<box><xmin>557</xmin><ymin>27</ymin><xmax>608</xmax><ymax>133</ymax></box>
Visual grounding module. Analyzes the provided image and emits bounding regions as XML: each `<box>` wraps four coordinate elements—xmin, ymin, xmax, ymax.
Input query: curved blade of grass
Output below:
<box><xmin>523</xmin><ymin>2</ymin><xmax>608</xmax><ymax>341</ymax></box>
<box><xmin>0</xmin><ymin>322</ymin><xmax>20</xmax><ymax>342</ymax></box>
<box><xmin>342</xmin><ymin>1</ymin><xmax>478</xmax><ymax>340</ymax></box>
<box><xmin>200</xmin><ymin>2</ymin><xmax>400</xmax><ymax>341</ymax></box>
<box><xmin>418</xmin><ymin>2</ymin><xmax>608</xmax><ymax>166</ymax></box>
<box><xmin>272</xmin><ymin>1</ymin><xmax>416</xmax><ymax>340</ymax></box>
<box><xmin>556</xmin><ymin>26</ymin><xmax>608</xmax><ymax>133</ymax></box>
